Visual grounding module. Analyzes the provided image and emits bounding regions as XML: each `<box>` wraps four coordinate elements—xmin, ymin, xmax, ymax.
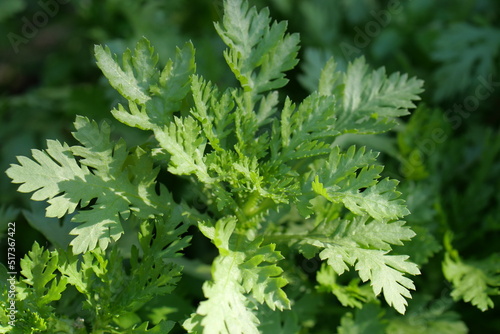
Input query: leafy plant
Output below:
<box><xmin>4</xmin><ymin>0</ymin><xmax>473</xmax><ymax>332</ymax></box>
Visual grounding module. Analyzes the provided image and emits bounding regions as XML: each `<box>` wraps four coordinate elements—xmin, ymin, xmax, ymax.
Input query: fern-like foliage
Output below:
<box><xmin>443</xmin><ymin>233</ymin><xmax>500</xmax><ymax>311</ymax></box>
<box><xmin>7</xmin><ymin>116</ymin><xmax>175</xmax><ymax>253</ymax></box>
<box><xmin>214</xmin><ymin>0</ymin><xmax>300</xmax><ymax>94</ymax></box>
<box><xmin>1</xmin><ymin>243</ymin><xmax>68</xmax><ymax>333</ymax></box>
<box><xmin>5</xmin><ymin>0</ymin><xmax>425</xmax><ymax>332</ymax></box>
<box><xmin>311</xmin><ymin>146</ymin><xmax>409</xmax><ymax>221</ymax></box>
<box><xmin>95</xmin><ymin>39</ymin><xmax>195</xmax><ymax>130</ymax></box>
<box><xmin>293</xmin><ymin>214</ymin><xmax>419</xmax><ymax>314</ymax></box>
<box><xmin>184</xmin><ymin>217</ymin><xmax>289</xmax><ymax>333</ymax></box>
<box><xmin>318</xmin><ymin>57</ymin><xmax>423</xmax><ymax>134</ymax></box>
<box><xmin>0</xmin><ymin>215</ymin><xmax>187</xmax><ymax>333</ymax></box>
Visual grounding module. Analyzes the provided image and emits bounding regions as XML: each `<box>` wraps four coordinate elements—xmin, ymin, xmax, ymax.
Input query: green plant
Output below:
<box><xmin>2</xmin><ymin>0</ymin><xmax>441</xmax><ymax>332</ymax></box>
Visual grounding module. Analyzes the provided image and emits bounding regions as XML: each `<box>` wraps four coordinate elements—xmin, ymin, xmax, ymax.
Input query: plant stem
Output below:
<box><xmin>242</xmin><ymin>191</ymin><xmax>275</xmax><ymax>217</ymax></box>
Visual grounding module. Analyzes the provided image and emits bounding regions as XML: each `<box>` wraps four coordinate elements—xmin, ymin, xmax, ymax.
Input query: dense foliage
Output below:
<box><xmin>1</xmin><ymin>0</ymin><xmax>499</xmax><ymax>333</ymax></box>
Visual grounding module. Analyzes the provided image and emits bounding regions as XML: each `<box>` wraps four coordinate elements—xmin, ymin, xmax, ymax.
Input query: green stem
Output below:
<box><xmin>242</xmin><ymin>191</ymin><xmax>273</xmax><ymax>217</ymax></box>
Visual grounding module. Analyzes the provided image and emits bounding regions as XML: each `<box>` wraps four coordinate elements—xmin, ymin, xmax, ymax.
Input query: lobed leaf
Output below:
<box><xmin>20</xmin><ymin>242</ymin><xmax>68</xmax><ymax>309</ymax></box>
<box><xmin>187</xmin><ymin>217</ymin><xmax>290</xmax><ymax>332</ymax></box>
<box><xmin>7</xmin><ymin>116</ymin><xmax>174</xmax><ymax>253</ymax></box>
<box><xmin>273</xmin><ymin>93</ymin><xmax>338</xmax><ymax>163</ymax></box>
<box><xmin>319</xmin><ymin>57</ymin><xmax>423</xmax><ymax>134</ymax></box>
<box><xmin>94</xmin><ymin>41</ymin><xmax>152</xmax><ymax>105</ymax></box>
<box><xmin>443</xmin><ymin>235</ymin><xmax>500</xmax><ymax>311</ymax></box>
<box><xmin>96</xmin><ymin>38</ymin><xmax>196</xmax><ymax>130</ymax></box>
<box><xmin>154</xmin><ymin>116</ymin><xmax>211</xmax><ymax>182</ymax></box>
<box><xmin>313</xmin><ymin>146</ymin><xmax>409</xmax><ymax>221</ymax></box>
<box><xmin>297</xmin><ymin>216</ymin><xmax>419</xmax><ymax>314</ymax></box>
<box><xmin>215</xmin><ymin>0</ymin><xmax>300</xmax><ymax>94</ymax></box>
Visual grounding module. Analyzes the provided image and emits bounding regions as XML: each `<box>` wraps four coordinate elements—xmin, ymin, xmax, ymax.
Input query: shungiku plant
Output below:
<box><xmin>2</xmin><ymin>0</ymin><xmax>425</xmax><ymax>332</ymax></box>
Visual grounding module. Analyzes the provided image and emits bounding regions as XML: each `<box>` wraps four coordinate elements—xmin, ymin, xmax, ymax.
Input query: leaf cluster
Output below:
<box><xmin>2</xmin><ymin>0</ymin><xmax>434</xmax><ymax>332</ymax></box>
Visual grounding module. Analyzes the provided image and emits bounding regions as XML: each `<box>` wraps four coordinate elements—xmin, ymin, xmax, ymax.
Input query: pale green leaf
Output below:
<box><xmin>97</xmin><ymin>39</ymin><xmax>195</xmax><ymax>130</ymax></box>
<box><xmin>319</xmin><ymin>56</ymin><xmax>423</xmax><ymax>134</ymax></box>
<box><xmin>274</xmin><ymin>93</ymin><xmax>338</xmax><ymax>163</ymax></box>
<box><xmin>240</xmin><ymin>240</ymin><xmax>290</xmax><ymax>311</ymax></box>
<box><xmin>95</xmin><ymin>42</ymin><xmax>151</xmax><ymax>105</ymax></box>
<box><xmin>313</xmin><ymin>146</ymin><xmax>409</xmax><ymax>221</ymax></box>
<box><xmin>296</xmin><ymin>216</ymin><xmax>419</xmax><ymax>314</ymax></box>
<box><xmin>186</xmin><ymin>217</ymin><xmax>289</xmax><ymax>333</ymax></box>
<box><xmin>443</xmin><ymin>240</ymin><xmax>500</xmax><ymax>311</ymax></box>
<box><xmin>156</xmin><ymin>42</ymin><xmax>196</xmax><ymax>108</ymax></box>
<box><xmin>190</xmin><ymin>75</ymin><xmax>235</xmax><ymax>151</ymax></box>
<box><xmin>215</xmin><ymin>0</ymin><xmax>299</xmax><ymax>94</ymax></box>
<box><xmin>6</xmin><ymin>139</ymin><xmax>90</xmax><ymax>218</ymax></box>
<box><xmin>184</xmin><ymin>254</ymin><xmax>260</xmax><ymax>334</ymax></box>
<box><xmin>7</xmin><ymin>116</ymin><xmax>174</xmax><ymax>254</ymax></box>
<box><xmin>318</xmin><ymin>245</ymin><xmax>419</xmax><ymax>314</ymax></box>
<box><xmin>154</xmin><ymin>116</ymin><xmax>210</xmax><ymax>182</ymax></box>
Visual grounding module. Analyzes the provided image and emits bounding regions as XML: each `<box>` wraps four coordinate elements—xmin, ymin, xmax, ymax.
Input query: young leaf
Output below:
<box><xmin>215</xmin><ymin>0</ymin><xmax>300</xmax><ymax>94</ymax></box>
<box><xmin>319</xmin><ymin>57</ymin><xmax>424</xmax><ymax>134</ymax></box>
<box><xmin>312</xmin><ymin>146</ymin><xmax>409</xmax><ymax>221</ymax></box>
<box><xmin>183</xmin><ymin>254</ymin><xmax>261</xmax><ymax>334</ymax></box>
<box><xmin>273</xmin><ymin>92</ymin><xmax>339</xmax><ymax>163</ymax></box>
<box><xmin>96</xmin><ymin>38</ymin><xmax>196</xmax><ymax>130</ymax></box>
<box><xmin>94</xmin><ymin>39</ymin><xmax>152</xmax><ymax>105</ymax></box>
<box><xmin>154</xmin><ymin>116</ymin><xmax>210</xmax><ymax>182</ymax></box>
<box><xmin>190</xmin><ymin>75</ymin><xmax>235</xmax><ymax>152</ymax></box>
<box><xmin>0</xmin><ymin>244</ymin><xmax>85</xmax><ymax>333</ymax></box>
<box><xmin>20</xmin><ymin>242</ymin><xmax>67</xmax><ymax>311</ymax></box>
<box><xmin>185</xmin><ymin>217</ymin><xmax>290</xmax><ymax>333</ymax></box>
<box><xmin>316</xmin><ymin>264</ymin><xmax>374</xmax><ymax>309</ymax></box>
<box><xmin>443</xmin><ymin>234</ymin><xmax>500</xmax><ymax>311</ymax></box>
<box><xmin>58</xmin><ymin>215</ymin><xmax>188</xmax><ymax>329</ymax></box>
<box><xmin>240</xmin><ymin>239</ymin><xmax>289</xmax><ymax>311</ymax></box>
